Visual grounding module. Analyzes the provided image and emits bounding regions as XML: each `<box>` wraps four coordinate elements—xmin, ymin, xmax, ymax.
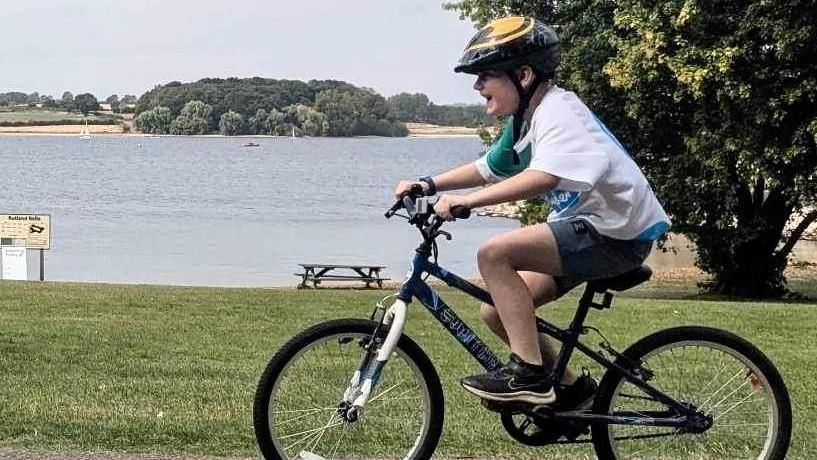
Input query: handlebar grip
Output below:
<box><xmin>451</xmin><ymin>206</ymin><xmax>471</xmax><ymax>219</ymax></box>
<box><xmin>385</xmin><ymin>200</ymin><xmax>403</xmax><ymax>218</ymax></box>
<box><xmin>386</xmin><ymin>184</ymin><xmax>426</xmax><ymax>218</ymax></box>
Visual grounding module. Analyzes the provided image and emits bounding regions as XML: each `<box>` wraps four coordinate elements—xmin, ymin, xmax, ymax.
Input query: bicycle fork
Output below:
<box><xmin>340</xmin><ymin>298</ymin><xmax>407</xmax><ymax>420</ymax></box>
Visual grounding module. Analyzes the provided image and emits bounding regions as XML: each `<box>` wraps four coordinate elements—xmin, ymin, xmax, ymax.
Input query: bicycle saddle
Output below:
<box><xmin>587</xmin><ymin>265</ymin><xmax>652</xmax><ymax>293</ymax></box>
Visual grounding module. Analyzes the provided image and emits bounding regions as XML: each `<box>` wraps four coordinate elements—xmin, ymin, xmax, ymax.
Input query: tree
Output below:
<box><xmin>314</xmin><ymin>89</ymin><xmax>358</xmax><ymax>136</ymax></box>
<box><xmin>249</xmin><ymin>109</ymin><xmax>268</xmax><ymax>135</ymax></box>
<box><xmin>135</xmin><ymin>106</ymin><xmax>173</xmax><ymax>134</ymax></box>
<box><xmin>121</xmin><ymin>95</ymin><xmax>137</xmax><ymax>104</ymax></box>
<box><xmin>170</xmin><ymin>114</ymin><xmax>209</xmax><ymax>135</ymax></box>
<box><xmin>387</xmin><ymin>93</ymin><xmax>432</xmax><ymax>122</ymax></box>
<box><xmin>445</xmin><ymin>0</ymin><xmax>817</xmax><ymax>297</ymax></box>
<box><xmin>73</xmin><ymin>93</ymin><xmax>100</xmax><ymax>115</ymax></box>
<box><xmin>170</xmin><ymin>100</ymin><xmax>213</xmax><ymax>135</ymax></box>
<box><xmin>315</xmin><ymin>87</ymin><xmax>405</xmax><ymax>136</ymax></box>
<box><xmin>267</xmin><ymin>108</ymin><xmax>286</xmax><ymax>135</ymax></box>
<box><xmin>105</xmin><ymin>95</ymin><xmax>120</xmax><ymax>112</ymax></box>
<box><xmin>285</xmin><ymin>104</ymin><xmax>329</xmax><ymax>136</ymax></box>
<box><xmin>180</xmin><ymin>99</ymin><xmax>213</xmax><ymax>120</ymax></box>
<box><xmin>40</xmin><ymin>95</ymin><xmax>57</xmax><ymax>108</ymax></box>
<box><xmin>60</xmin><ymin>91</ymin><xmax>74</xmax><ymax>110</ymax></box>
<box><xmin>219</xmin><ymin>110</ymin><xmax>244</xmax><ymax>135</ymax></box>
<box><xmin>605</xmin><ymin>0</ymin><xmax>817</xmax><ymax>297</ymax></box>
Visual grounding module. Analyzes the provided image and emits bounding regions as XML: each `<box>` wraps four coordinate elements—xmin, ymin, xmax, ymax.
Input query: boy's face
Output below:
<box><xmin>473</xmin><ymin>70</ymin><xmax>520</xmax><ymax>117</ymax></box>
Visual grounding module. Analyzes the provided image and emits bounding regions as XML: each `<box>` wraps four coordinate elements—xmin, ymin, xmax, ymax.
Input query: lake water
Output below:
<box><xmin>3</xmin><ymin>135</ymin><xmax>812</xmax><ymax>287</ymax></box>
<box><xmin>1</xmin><ymin>135</ymin><xmax>521</xmax><ymax>286</ymax></box>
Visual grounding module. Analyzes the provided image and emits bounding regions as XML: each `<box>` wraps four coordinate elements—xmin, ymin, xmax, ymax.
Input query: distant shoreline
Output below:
<box><xmin>0</xmin><ymin>122</ymin><xmax>481</xmax><ymax>138</ymax></box>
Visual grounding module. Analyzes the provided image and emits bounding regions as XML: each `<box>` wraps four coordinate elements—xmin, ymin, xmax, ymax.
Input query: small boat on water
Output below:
<box><xmin>242</xmin><ymin>142</ymin><xmax>260</xmax><ymax>147</ymax></box>
<box><xmin>79</xmin><ymin>120</ymin><xmax>92</xmax><ymax>140</ymax></box>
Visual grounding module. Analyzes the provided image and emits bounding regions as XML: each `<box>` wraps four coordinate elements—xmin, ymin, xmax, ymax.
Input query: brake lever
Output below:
<box><xmin>436</xmin><ymin>230</ymin><xmax>452</xmax><ymax>241</ymax></box>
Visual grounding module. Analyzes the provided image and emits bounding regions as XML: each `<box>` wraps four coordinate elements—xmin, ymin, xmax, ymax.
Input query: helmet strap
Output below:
<box><xmin>505</xmin><ymin>70</ymin><xmax>542</xmax><ymax>141</ymax></box>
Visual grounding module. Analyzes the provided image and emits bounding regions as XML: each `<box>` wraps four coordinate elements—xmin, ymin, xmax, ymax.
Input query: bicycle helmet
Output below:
<box><xmin>454</xmin><ymin>16</ymin><xmax>560</xmax><ymax>78</ymax></box>
<box><xmin>455</xmin><ymin>17</ymin><xmax>560</xmax><ymax>146</ymax></box>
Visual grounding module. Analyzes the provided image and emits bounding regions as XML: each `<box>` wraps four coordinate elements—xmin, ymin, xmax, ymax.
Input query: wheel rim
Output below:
<box><xmin>605</xmin><ymin>340</ymin><xmax>780</xmax><ymax>459</ymax></box>
<box><xmin>267</xmin><ymin>331</ymin><xmax>434</xmax><ymax>459</ymax></box>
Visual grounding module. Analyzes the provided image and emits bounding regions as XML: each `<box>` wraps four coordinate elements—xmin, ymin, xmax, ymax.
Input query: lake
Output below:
<box><xmin>1</xmin><ymin>135</ymin><xmax>521</xmax><ymax>286</ymax></box>
<box><xmin>3</xmin><ymin>134</ymin><xmax>811</xmax><ymax>287</ymax></box>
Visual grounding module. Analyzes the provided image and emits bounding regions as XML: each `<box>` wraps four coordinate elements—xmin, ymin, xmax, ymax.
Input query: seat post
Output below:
<box><xmin>550</xmin><ymin>285</ymin><xmax>597</xmax><ymax>382</ymax></box>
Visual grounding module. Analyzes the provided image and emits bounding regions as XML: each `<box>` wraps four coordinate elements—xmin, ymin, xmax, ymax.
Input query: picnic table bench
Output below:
<box><xmin>295</xmin><ymin>263</ymin><xmax>389</xmax><ymax>289</ymax></box>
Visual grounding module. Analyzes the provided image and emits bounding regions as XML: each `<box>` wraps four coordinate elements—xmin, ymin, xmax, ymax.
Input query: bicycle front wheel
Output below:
<box><xmin>592</xmin><ymin>326</ymin><xmax>791</xmax><ymax>460</ymax></box>
<box><xmin>253</xmin><ymin>318</ymin><xmax>444</xmax><ymax>460</ymax></box>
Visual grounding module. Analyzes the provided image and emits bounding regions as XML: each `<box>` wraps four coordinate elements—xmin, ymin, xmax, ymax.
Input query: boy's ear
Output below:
<box><xmin>518</xmin><ymin>66</ymin><xmax>536</xmax><ymax>89</ymax></box>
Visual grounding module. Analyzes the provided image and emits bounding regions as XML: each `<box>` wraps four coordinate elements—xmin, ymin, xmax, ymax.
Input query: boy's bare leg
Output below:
<box><xmin>479</xmin><ymin>270</ymin><xmax>578</xmax><ymax>385</ymax></box>
<box><xmin>477</xmin><ymin>224</ymin><xmax>564</xmax><ymax>365</ymax></box>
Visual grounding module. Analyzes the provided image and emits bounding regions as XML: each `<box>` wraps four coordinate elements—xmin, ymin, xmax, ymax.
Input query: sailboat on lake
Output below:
<box><xmin>79</xmin><ymin>120</ymin><xmax>92</xmax><ymax>140</ymax></box>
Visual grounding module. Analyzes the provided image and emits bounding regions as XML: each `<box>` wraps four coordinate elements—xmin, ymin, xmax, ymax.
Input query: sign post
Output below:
<box><xmin>0</xmin><ymin>214</ymin><xmax>51</xmax><ymax>281</ymax></box>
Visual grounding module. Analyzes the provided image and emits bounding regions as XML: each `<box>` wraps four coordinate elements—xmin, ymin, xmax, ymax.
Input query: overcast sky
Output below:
<box><xmin>1</xmin><ymin>0</ymin><xmax>484</xmax><ymax>104</ymax></box>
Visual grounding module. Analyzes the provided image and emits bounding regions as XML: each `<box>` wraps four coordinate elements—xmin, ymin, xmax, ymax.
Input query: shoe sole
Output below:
<box><xmin>461</xmin><ymin>383</ymin><xmax>556</xmax><ymax>405</ymax></box>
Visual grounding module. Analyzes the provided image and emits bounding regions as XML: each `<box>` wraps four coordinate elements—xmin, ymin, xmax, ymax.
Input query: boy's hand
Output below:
<box><xmin>394</xmin><ymin>180</ymin><xmax>429</xmax><ymax>199</ymax></box>
<box><xmin>434</xmin><ymin>194</ymin><xmax>471</xmax><ymax>221</ymax></box>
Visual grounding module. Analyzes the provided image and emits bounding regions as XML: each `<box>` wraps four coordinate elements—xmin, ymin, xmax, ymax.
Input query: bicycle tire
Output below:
<box><xmin>253</xmin><ymin>318</ymin><xmax>445</xmax><ymax>460</ymax></box>
<box><xmin>591</xmin><ymin>326</ymin><xmax>792</xmax><ymax>460</ymax></box>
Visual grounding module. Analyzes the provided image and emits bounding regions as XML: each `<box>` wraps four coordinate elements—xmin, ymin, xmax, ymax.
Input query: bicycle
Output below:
<box><xmin>253</xmin><ymin>188</ymin><xmax>792</xmax><ymax>460</ymax></box>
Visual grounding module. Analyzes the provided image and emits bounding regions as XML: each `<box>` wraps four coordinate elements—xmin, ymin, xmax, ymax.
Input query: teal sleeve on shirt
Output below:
<box><xmin>480</xmin><ymin>116</ymin><xmax>532</xmax><ymax>180</ymax></box>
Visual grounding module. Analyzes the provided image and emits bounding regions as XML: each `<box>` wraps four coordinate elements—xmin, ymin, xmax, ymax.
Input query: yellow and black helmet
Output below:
<box><xmin>454</xmin><ymin>16</ymin><xmax>560</xmax><ymax>78</ymax></box>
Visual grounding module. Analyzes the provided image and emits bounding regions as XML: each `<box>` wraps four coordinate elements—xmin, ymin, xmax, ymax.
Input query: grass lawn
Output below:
<box><xmin>0</xmin><ymin>279</ymin><xmax>814</xmax><ymax>458</ymax></box>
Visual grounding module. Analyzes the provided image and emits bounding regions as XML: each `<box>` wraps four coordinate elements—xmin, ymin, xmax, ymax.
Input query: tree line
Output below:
<box><xmin>446</xmin><ymin>0</ymin><xmax>817</xmax><ymax>298</ymax></box>
<box><xmin>133</xmin><ymin>78</ymin><xmax>489</xmax><ymax>136</ymax></box>
<box><xmin>3</xmin><ymin>81</ymin><xmax>488</xmax><ymax>136</ymax></box>
<box><xmin>134</xmin><ymin>78</ymin><xmax>407</xmax><ymax>137</ymax></box>
<box><xmin>386</xmin><ymin>92</ymin><xmax>491</xmax><ymax>127</ymax></box>
<box><xmin>0</xmin><ymin>91</ymin><xmax>137</xmax><ymax>115</ymax></box>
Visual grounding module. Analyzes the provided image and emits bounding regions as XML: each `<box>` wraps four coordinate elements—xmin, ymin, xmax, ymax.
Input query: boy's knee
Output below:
<box><xmin>476</xmin><ymin>238</ymin><xmax>505</xmax><ymax>268</ymax></box>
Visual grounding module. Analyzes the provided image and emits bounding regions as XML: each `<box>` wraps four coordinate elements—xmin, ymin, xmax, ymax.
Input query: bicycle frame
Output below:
<box><xmin>347</xmin><ymin>245</ymin><xmax>701</xmax><ymax>429</ymax></box>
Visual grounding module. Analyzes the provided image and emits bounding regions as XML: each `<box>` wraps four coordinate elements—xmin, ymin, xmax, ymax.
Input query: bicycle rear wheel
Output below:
<box><xmin>592</xmin><ymin>326</ymin><xmax>791</xmax><ymax>460</ymax></box>
<box><xmin>253</xmin><ymin>318</ymin><xmax>444</xmax><ymax>460</ymax></box>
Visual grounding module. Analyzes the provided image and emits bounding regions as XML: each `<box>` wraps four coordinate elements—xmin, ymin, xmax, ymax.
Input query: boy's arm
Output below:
<box><xmin>431</xmin><ymin>163</ymin><xmax>487</xmax><ymax>193</ymax></box>
<box><xmin>463</xmin><ymin>169</ymin><xmax>558</xmax><ymax>208</ymax></box>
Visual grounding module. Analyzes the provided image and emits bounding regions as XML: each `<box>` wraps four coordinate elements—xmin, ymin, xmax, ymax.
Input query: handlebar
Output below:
<box><xmin>384</xmin><ymin>185</ymin><xmax>471</xmax><ymax>222</ymax></box>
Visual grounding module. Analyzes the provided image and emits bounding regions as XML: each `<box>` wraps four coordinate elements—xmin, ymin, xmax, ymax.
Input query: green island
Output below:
<box><xmin>0</xmin><ymin>79</ymin><xmax>489</xmax><ymax>137</ymax></box>
<box><xmin>1</xmin><ymin>274</ymin><xmax>815</xmax><ymax>459</ymax></box>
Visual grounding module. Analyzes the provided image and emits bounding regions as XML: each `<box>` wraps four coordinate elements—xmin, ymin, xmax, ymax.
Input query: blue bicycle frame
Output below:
<box><xmin>397</xmin><ymin>249</ymin><xmax>504</xmax><ymax>371</ymax></box>
<box><xmin>393</xmin><ymin>247</ymin><xmax>700</xmax><ymax>427</ymax></box>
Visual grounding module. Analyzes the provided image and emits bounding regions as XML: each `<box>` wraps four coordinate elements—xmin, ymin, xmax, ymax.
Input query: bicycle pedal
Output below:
<box><xmin>481</xmin><ymin>399</ymin><xmax>529</xmax><ymax>414</ymax></box>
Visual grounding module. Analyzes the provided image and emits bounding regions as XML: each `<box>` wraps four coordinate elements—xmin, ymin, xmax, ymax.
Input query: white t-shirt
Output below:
<box><xmin>475</xmin><ymin>86</ymin><xmax>671</xmax><ymax>241</ymax></box>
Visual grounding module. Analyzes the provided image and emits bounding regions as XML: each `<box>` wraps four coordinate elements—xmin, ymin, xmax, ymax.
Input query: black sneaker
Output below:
<box><xmin>553</xmin><ymin>374</ymin><xmax>598</xmax><ymax>412</ymax></box>
<box><xmin>461</xmin><ymin>353</ymin><xmax>556</xmax><ymax>405</ymax></box>
<box><xmin>530</xmin><ymin>374</ymin><xmax>598</xmax><ymax>442</ymax></box>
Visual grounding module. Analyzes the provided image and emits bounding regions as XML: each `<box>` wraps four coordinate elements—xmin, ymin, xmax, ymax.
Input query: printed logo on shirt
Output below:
<box><xmin>547</xmin><ymin>189</ymin><xmax>581</xmax><ymax>213</ymax></box>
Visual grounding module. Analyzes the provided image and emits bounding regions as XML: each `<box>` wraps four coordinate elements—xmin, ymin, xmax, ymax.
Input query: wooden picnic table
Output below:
<box><xmin>295</xmin><ymin>263</ymin><xmax>389</xmax><ymax>289</ymax></box>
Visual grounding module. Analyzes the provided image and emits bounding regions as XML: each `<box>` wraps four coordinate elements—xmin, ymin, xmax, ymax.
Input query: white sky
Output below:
<box><xmin>0</xmin><ymin>0</ymin><xmax>484</xmax><ymax>104</ymax></box>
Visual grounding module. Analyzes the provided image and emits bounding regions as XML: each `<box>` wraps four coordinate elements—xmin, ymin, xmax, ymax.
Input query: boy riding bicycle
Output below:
<box><xmin>394</xmin><ymin>17</ymin><xmax>670</xmax><ymax>409</ymax></box>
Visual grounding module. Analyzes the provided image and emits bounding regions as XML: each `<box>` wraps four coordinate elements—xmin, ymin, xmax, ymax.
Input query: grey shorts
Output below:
<box><xmin>546</xmin><ymin>217</ymin><xmax>652</xmax><ymax>297</ymax></box>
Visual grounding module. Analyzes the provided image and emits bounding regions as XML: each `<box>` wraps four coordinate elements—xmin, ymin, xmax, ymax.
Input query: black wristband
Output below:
<box><xmin>418</xmin><ymin>176</ymin><xmax>436</xmax><ymax>195</ymax></box>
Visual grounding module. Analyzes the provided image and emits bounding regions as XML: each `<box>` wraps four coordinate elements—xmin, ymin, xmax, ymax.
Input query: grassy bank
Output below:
<box><xmin>0</xmin><ymin>279</ymin><xmax>815</xmax><ymax>458</ymax></box>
